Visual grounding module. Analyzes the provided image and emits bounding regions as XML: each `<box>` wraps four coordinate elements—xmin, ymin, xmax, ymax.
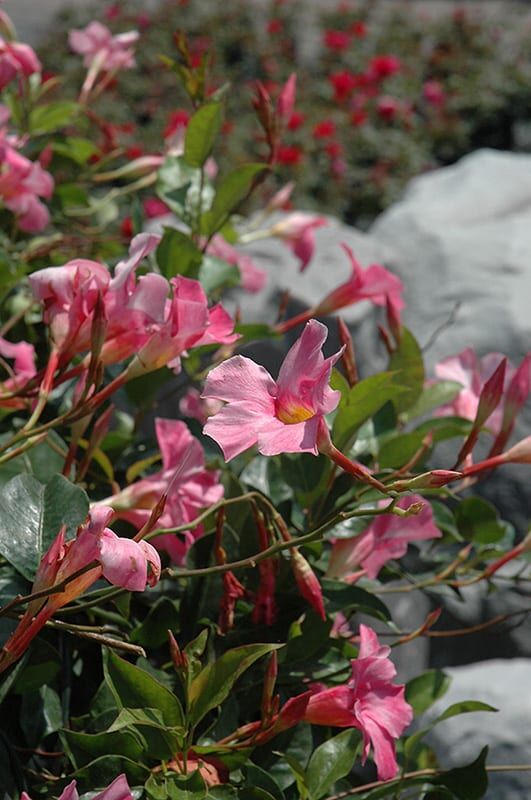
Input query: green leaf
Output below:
<box><xmin>189</xmin><ymin>643</ymin><xmax>281</xmax><ymax>727</ymax></box>
<box><xmin>405</xmin><ymin>670</ymin><xmax>452</xmax><ymax>715</ymax></box>
<box><xmin>131</xmin><ymin>597</ymin><xmax>181</xmax><ymax>648</ymax></box>
<box><xmin>53</xmin><ymin>136</ymin><xmax>99</xmax><ymax>164</ymax></box>
<box><xmin>435</xmin><ymin>700</ymin><xmax>497</xmax><ymax>724</ymax></box>
<box><xmin>61</xmin><ymin>727</ymin><xmax>145</xmax><ymax>768</ymax></box>
<box><xmin>403</xmin><ymin>381</ymin><xmax>462</xmax><ymax>421</ymax></box>
<box><xmin>167</xmin><ymin>771</ymin><xmax>207</xmax><ymax>800</ymax></box>
<box><xmin>201</xmin><ymin>163</ymin><xmax>266</xmax><ymax>236</ymax></box>
<box><xmin>71</xmin><ymin>754</ymin><xmax>149</xmax><ymax>787</ymax></box>
<box><xmin>0</xmin><ymin>474</ymin><xmax>89</xmax><ymax>580</ymax></box>
<box><xmin>332</xmin><ymin>372</ymin><xmax>409</xmax><ymax>450</ymax></box>
<box><xmin>29</xmin><ymin>101</ymin><xmax>79</xmax><ymax>134</ymax></box>
<box><xmin>198</xmin><ymin>255</ymin><xmax>240</xmax><ymax>293</ymax></box>
<box><xmin>378</xmin><ymin>431</ymin><xmax>428</xmax><ymax>470</ymax></box>
<box><xmin>157</xmin><ymin>155</ymin><xmax>214</xmax><ymax>222</ymax></box>
<box><xmin>184</xmin><ymin>102</ymin><xmax>223</xmax><ymax>168</ymax></box>
<box><xmin>0</xmin><ymin>430</ymin><xmax>66</xmax><ymax>489</ymax></box>
<box><xmin>306</xmin><ymin>729</ymin><xmax>361</xmax><ymax>799</ymax></box>
<box><xmin>321</xmin><ymin>580</ymin><xmax>391</xmax><ymax>621</ymax></box>
<box><xmin>244</xmin><ymin>764</ymin><xmax>285</xmax><ymax>800</ymax></box>
<box><xmin>104</xmin><ymin>649</ymin><xmax>184</xmax><ymax>727</ymax></box>
<box><xmin>455</xmin><ymin>497</ymin><xmax>510</xmax><ymax>545</ymax></box>
<box><xmin>238</xmin><ymin>791</ymin><xmax>277</xmax><ymax>800</ymax></box>
<box><xmin>108</xmin><ymin>707</ymin><xmax>180</xmax><ymax>760</ymax></box>
<box><xmin>156</xmin><ymin>227</ymin><xmax>203</xmax><ymax>279</ymax></box>
<box><xmin>436</xmin><ymin>746</ymin><xmax>489</xmax><ymax>800</ymax></box>
<box><xmin>20</xmin><ymin>685</ymin><xmax>62</xmax><ymax>746</ymax></box>
<box><xmin>388</xmin><ymin>328</ymin><xmax>425</xmax><ymax>413</ymax></box>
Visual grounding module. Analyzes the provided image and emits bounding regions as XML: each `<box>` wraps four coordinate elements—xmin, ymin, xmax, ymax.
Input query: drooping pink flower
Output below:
<box><xmin>313</xmin><ymin>243</ymin><xmax>404</xmax><ymax>318</ymax></box>
<box><xmin>207</xmin><ymin>234</ymin><xmax>267</xmax><ymax>293</ymax></box>
<box><xmin>327</xmin><ymin>495</ymin><xmax>442</xmax><ymax>581</ymax></box>
<box><xmin>0</xmin><ymin>37</ymin><xmax>41</xmax><ymax>90</ymax></box>
<box><xmin>302</xmin><ymin>625</ymin><xmax>413</xmax><ymax>780</ymax></box>
<box><xmin>21</xmin><ymin>774</ymin><xmax>133</xmax><ymax>800</ymax></box>
<box><xmin>0</xmin><ymin>508</ymin><xmax>160</xmax><ymax>674</ymax></box>
<box><xmin>101</xmin><ymin>418</ymin><xmax>224</xmax><ymax>564</ymax></box>
<box><xmin>270</xmin><ymin>212</ymin><xmax>327</xmax><ymax>271</ymax></box>
<box><xmin>69</xmin><ymin>21</ymin><xmax>139</xmax><ymax>71</ymax></box>
<box><xmin>434</xmin><ymin>348</ymin><xmax>516</xmax><ymax>434</ymax></box>
<box><xmin>0</xmin><ymin>142</ymin><xmax>54</xmax><ymax>232</ymax></box>
<box><xmin>203</xmin><ymin>319</ymin><xmax>342</xmax><ymax>460</ymax></box>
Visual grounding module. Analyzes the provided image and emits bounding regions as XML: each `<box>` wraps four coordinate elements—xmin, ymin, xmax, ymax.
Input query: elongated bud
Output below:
<box><xmin>168</xmin><ymin>630</ymin><xmax>188</xmax><ymax>672</ymax></box>
<box><xmin>277</xmin><ymin>73</ymin><xmax>297</xmax><ymax>122</ymax></box>
<box><xmin>489</xmin><ymin>354</ymin><xmax>531</xmax><ymax>457</ymax></box>
<box><xmin>290</xmin><ymin>548</ymin><xmax>325</xmax><ymax>620</ymax></box>
<box><xmin>93</xmin><ymin>155</ymin><xmax>164</xmax><ymax>182</ymax></box>
<box><xmin>476</xmin><ymin>358</ymin><xmax>506</xmax><ymax>427</ymax></box>
<box><xmin>501</xmin><ymin>435</ymin><xmax>531</xmax><ymax>464</ymax></box>
<box><xmin>337</xmin><ymin>317</ymin><xmax>358</xmax><ymax>387</ymax></box>
<box><xmin>389</xmin><ymin>469</ymin><xmax>462</xmax><ymax>492</ymax></box>
<box><xmin>134</xmin><ymin>491</ymin><xmax>167</xmax><ymax>542</ymax></box>
<box><xmin>261</xmin><ymin>651</ymin><xmax>278</xmax><ymax>724</ymax></box>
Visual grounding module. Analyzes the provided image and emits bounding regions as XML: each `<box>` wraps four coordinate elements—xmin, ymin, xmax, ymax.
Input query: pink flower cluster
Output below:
<box><xmin>276</xmin><ymin>626</ymin><xmax>412</xmax><ymax>780</ymax></box>
<box><xmin>0</xmin><ymin>117</ymin><xmax>54</xmax><ymax>232</ymax></box>
<box><xmin>22</xmin><ymin>774</ymin><xmax>132</xmax><ymax>800</ymax></box>
<box><xmin>29</xmin><ymin>233</ymin><xmax>238</xmax><ymax>369</ymax></box>
<box><xmin>69</xmin><ymin>21</ymin><xmax>139</xmax><ymax>71</ymax></box>
<box><xmin>103</xmin><ymin>418</ymin><xmax>224</xmax><ymax>564</ymax></box>
<box><xmin>0</xmin><ymin>507</ymin><xmax>160</xmax><ymax>674</ymax></box>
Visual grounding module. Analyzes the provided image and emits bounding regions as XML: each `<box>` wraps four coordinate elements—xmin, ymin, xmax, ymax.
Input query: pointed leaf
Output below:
<box><xmin>306</xmin><ymin>729</ymin><xmax>361</xmax><ymax>799</ymax></box>
<box><xmin>436</xmin><ymin>746</ymin><xmax>489</xmax><ymax>800</ymax></box>
<box><xmin>405</xmin><ymin>670</ymin><xmax>452</xmax><ymax>715</ymax></box>
<box><xmin>184</xmin><ymin>102</ymin><xmax>223</xmax><ymax>168</ymax></box>
<box><xmin>388</xmin><ymin>328</ymin><xmax>425</xmax><ymax>413</ymax></box>
<box><xmin>200</xmin><ymin>163</ymin><xmax>266</xmax><ymax>236</ymax></box>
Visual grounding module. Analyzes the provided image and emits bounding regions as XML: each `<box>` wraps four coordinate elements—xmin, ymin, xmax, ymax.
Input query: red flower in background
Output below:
<box><xmin>312</xmin><ymin>119</ymin><xmax>336</xmax><ymax>139</ymax></box>
<box><xmin>350</xmin><ymin>20</ymin><xmax>367</xmax><ymax>38</ymax></box>
<box><xmin>267</xmin><ymin>18</ymin><xmax>283</xmax><ymax>34</ymax></box>
<box><xmin>287</xmin><ymin>111</ymin><xmax>305</xmax><ymax>131</ymax></box>
<box><xmin>324</xmin><ymin>30</ymin><xmax>351</xmax><ymax>52</ymax></box>
<box><xmin>368</xmin><ymin>55</ymin><xmax>401</xmax><ymax>81</ymax></box>
<box><xmin>277</xmin><ymin>144</ymin><xmax>303</xmax><ymax>165</ymax></box>
<box><xmin>329</xmin><ymin>70</ymin><xmax>357</xmax><ymax>103</ymax></box>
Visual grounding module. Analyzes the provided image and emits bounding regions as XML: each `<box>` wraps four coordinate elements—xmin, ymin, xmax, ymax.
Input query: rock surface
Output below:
<box><xmin>426</xmin><ymin>659</ymin><xmax>531</xmax><ymax>799</ymax></box>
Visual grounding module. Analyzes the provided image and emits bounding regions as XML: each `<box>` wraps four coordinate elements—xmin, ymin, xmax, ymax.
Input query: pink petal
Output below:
<box><xmin>99</xmin><ymin>530</ymin><xmax>148</xmax><ymax>591</ymax></box>
<box><xmin>204</xmin><ymin>402</ymin><xmax>270</xmax><ymax>461</ymax></box>
<box><xmin>93</xmin><ymin>775</ymin><xmax>133</xmax><ymax>800</ymax></box>
<box><xmin>257</xmin><ymin>415</ymin><xmax>320</xmax><ymax>456</ymax></box>
<box><xmin>203</xmin><ymin>355</ymin><xmax>277</xmax><ymax>407</ymax></box>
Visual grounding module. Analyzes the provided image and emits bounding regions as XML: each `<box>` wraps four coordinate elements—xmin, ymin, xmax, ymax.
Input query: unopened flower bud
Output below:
<box><xmin>290</xmin><ymin>547</ymin><xmax>325</xmax><ymax>620</ymax></box>
<box><xmin>390</xmin><ymin>470</ymin><xmax>462</xmax><ymax>492</ymax></box>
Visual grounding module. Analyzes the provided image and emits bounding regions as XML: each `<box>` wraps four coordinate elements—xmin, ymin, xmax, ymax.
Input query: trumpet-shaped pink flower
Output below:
<box><xmin>207</xmin><ymin>234</ymin><xmax>267</xmax><ymax>293</ymax></box>
<box><xmin>327</xmin><ymin>495</ymin><xmax>442</xmax><ymax>582</ymax></box>
<box><xmin>0</xmin><ymin>508</ymin><xmax>160</xmax><ymax>674</ymax></box>
<box><xmin>315</xmin><ymin>244</ymin><xmax>404</xmax><ymax>318</ymax></box>
<box><xmin>270</xmin><ymin>213</ymin><xmax>327</xmax><ymax>271</ymax></box>
<box><xmin>203</xmin><ymin>320</ymin><xmax>342</xmax><ymax>460</ymax></box>
<box><xmin>69</xmin><ymin>21</ymin><xmax>139</xmax><ymax>70</ymax></box>
<box><xmin>0</xmin><ymin>37</ymin><xmax>41</xmax><ymax>90</ymax></box>
<box><xmin>21</xmin><ymin>774</ymin><xmax>133</xmax><ymax>800</ymax></box>
<box><xmin>102</xmin><ymin>419</ymin><xmax>224</xmax><ymax>564</ymax></box>
<box><xmin>0</xmin><ymin>141</ymin><xmax>54</xmax><ymax>232</ymax></box>
<box><xmin>301</xmin><ymin>625</ymin><xmax>413</xmax><ymax>780</ymax></box>
<box><xmin>434</xmin><ymin>348</ymin><xmax>517</xmax><ymax>434</ymax></box>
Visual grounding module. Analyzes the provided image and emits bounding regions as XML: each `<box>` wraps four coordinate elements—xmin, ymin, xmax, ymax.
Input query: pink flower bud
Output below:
<box><xmin>290</xmin><ymin>548</ymin><xmax>325</xmax><ymax>620</ymax></box>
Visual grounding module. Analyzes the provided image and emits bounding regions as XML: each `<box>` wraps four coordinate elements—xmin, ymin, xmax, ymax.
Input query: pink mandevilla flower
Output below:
<box><xmin>434</xmin><ymin>348</ymin><xmax>516</xmax><ymax>434</ymax></box>
<box><xmin>0</xmin><ymin>36</ymin><xmax>41</xmax><ymax>90</ymax></box>
<box><xmin>302</xmin><ymin>625</ymin><xmax>413</xmax><ymax>780</ymax></box>
<box><xmin>207</xmin><ymin>234</ymin><xmax>267</xmax><ymax>293</ymax></box>
<box><xmin>0</xmin><ymin>508</ymin><xmax>160</xmax><ymax>674</ymax></box>
<box><xmin>102</xmin><ymin>418</ymin><xmax>224</xmax><ymax>564</ymax></box>
<box><xmin>202</xmin><ymin>319</ymin><xmax>342</xmax><ymax>460</ymax></box>
<box><xmin>0</xmin><ymin>335</ymin><xmax>37</xmax><ymax>409</ymax></box>
<box><xmin>21</xmin><ymin>774</ymin><xmax>133</xmax><ymax>800</ymax></box>
<box><xmin>327</xmin><ymin>495</ymin><xmax>442</xmax><ymax>582</ymax></box>
<box><xmin>270</xmin><ymin>212</ymin><xmax>327</xmax><ymax>271</ymax></box>
<box><xmin>314</xmin><ymin>243</ymin><xmax>404</xmax><ymax>319</ymax></box>
<box><xmin>69</xmin><ymin>21</ymin><xmax>139</xmax><ymax>70</ymax></box>
<box><xmin>0</xmin><ymin>138</ymin><xmax>54</xmax><ymax>233</ymax></box>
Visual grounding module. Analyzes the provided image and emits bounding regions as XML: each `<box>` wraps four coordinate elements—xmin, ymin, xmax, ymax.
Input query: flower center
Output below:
<box><xmin>276</xmin><ymin>398</ymin><xmax>314</xmax><ymax>424</ymax></box>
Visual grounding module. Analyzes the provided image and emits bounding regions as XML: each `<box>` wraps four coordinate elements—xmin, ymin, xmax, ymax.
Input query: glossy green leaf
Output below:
<box><xmin>30</xmin><ymin>101</ymin><xmax>79</xmax><ymax>133</ymax></box>
<box><xmin>156</xmin><ymin>227</ymin><xmax>203</xmax><ymax>279</ymax></box>
<box><xmin>201</xmin><ymin>163</ymin><xmax>266</xmax><ymax>236</ymax></box>
<box><xmin>61</xmin><ymin>727</ymin><xmax>145</xmax><ymax>768</ymax></box>
<box><xmin>104</xmin><ymin>649</ymin><xmax>184</xmax><ymax>727</ymax></box>
<box><xmin>20</xmin><ymin>685</ymin><xmax>62</xmax><ymax>746</ymax></box>
<box><xmin>107</xmin><ymin>707</ymin><xmax>181</xmax><ymax>759</ymax></box>
<box><xmin>0</xmin><ymin>431</ymin><xmax>66</xmax><ymax>489</ymax></box>
<box><xmin>388</xmin><ymin>328</ymin><xmax>425</xmax><ymax>413</ymax></box>
<box><xmin>131</xmin><ymin>597</ymin><xmax>181</xmax><ymax>648</ymax></box>
<box><xmin>378</xmin><ymin>431</ymin><xmax>428</xmax><ymax>470</ymax></box>
<box><xmin>184</xmin><ymin>102</ymin><xmax>223</xmax><ymax>167</ymax></box>
<box><xmin>402</xmin><ymin>380</ymin><xmax>462</xmax><ymax>421</ymax></box>
<box><xmin>405</xmin><ymin>670</ymin><xmax>452</xmax><ymax>715</ymax></box>
<box><xmin>167</xmin><ymin>771</ymin><xmax>207</xmax><ymax>799</ymax></box>
<box><xmin>244</xmin><ymin>764</ymin><xmax>285</xmax><ymax>800</ymax></box>
<box><xmin>455</xmin><ymin>497</ymin><xmax>510</xmax><ymax>545</ymax></box>
<box><xmin>435</xmin><ymin>700</ymin><xmax>497</xmax><ymax>724</ymax></box>
<box><xmin>189</xmin><ymin>643</ymin><xmax>281</xmax><ymax>727</ymax></box>
<box><xmin>321</xmin><ymin>580</ymin><xmax>391</xmax><ymax>621</ymax></box>
<box><xmin>436</xmin><ymin>746</ymin><xmax>489</xmax><ymax>800</ymax></box>
<box><xmin>306</xmin><ymin>729</ymin><xmax>361</xmax><ymax>799</ymax></box>
<box><xmin>0</xmin><ymin>473</ymin><xmax>89</xmax><ymax>580</ymax></box>
<box><xmin>71</xmin><ymin>754</ymin><xmax>149</xmax><ymax>787</ymax></box>
<box><xmin>332</xmin><ymin>372</ymin><xmax>409</xmax><ymax>450</ymax></box>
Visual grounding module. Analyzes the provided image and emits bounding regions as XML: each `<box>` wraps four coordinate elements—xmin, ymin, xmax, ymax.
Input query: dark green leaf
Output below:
<box><xmin>405</xmin><ymin>670</ymin><xmax>452</xmax><ymax>715</ymax></box>
<box><xmin>238</xmin><ymin>791</ymin><xmax>277</xmax><ymax>800</ymax></box>
<box><xmin>436</xmin><ymin>746</ymin><xmax>489</xmax><ymax>800</ymax></box>
<box><xmin>167</xmin><ymin>771</ymin><xmax>207</xmax><ymax>800</ymax></box>
<box><xmin>435</xmin><ymin>701</ymin><xmax>497</xmax><ymax>724</ymax></box>
<box><xmin>0</xmin><ymin>430</ymin><xmax>67</xmax><ymax>489</ymax></box>
<box><xmin>388</xmin><ymin>328</ymin><xmax>425</xmax><ymax>413</ymax></box>
<box><xmin>455</xmin><ymin>498</ymin><xmax>509</xmax><ymax>545</ymax></box>
<box><xmin>201</xmin><ymin>164</ymin><xmax>266</xmax><ymax>236</ymax></box>
<box><xmin>131</xmin><ymin>597</ymin><xmax>181</xmax><ymax>648</ymax></box>
<box><xmin>332</xmin><ymin>372</ymin><xmax>409</xmax><ymax>450</ymax></box>
<box><xmin>0</xmin><ymin>474</ymin><xmax>89</xmax><ymax>580</ymax></box>
<box><xmin>107</xmin><ymin>707</ymin><xmax>181</xmax><ymax>759</ymax></box>
<box><xmin>306</xmin><ymin>729</ymin><xmax>361</xmax><ymax>799</ymax></box>
<box><xmin>20</xmin><ymin>685</ymin><xmax>62</xmax><ymax>746</ymax></box>
<box><xmin>156</xmin><ymin>228</ymin><xmax>203</xmax><ymax>279</ymax></box>
<box><xmin>244</xmin><ymin>764</ymin><xmax>285</xmax><ymax>800</ymax></box>
<box><xmin>322</xmin><ymin>580</ymin><xmax>391</xmax><ymax>621</ymax></box>
<box><xmin>104</xmin><ymin>649</ymin><xmax>184</xmax><ymax>727</ymax></box>
<box><xmin>61</xmin><ymin>727</ymin><xmax>145</xmax><ymax>768</ymax></box>
<box><xmin>72</xmin><ymin>754</ymin><xmax>149</xmax><ymax>787</ymax></box>
<box><xmin>189</xmin><ymin>643</ymin><xmax>281</xmax><ymax>727</ymax></box>
<box><xmin>184</xmin><ymin>103</ymin><xmax>223</xmax><ymax>168</ymax></box>
<box><xmin>378</xmin><ymin>431</ymin><xmax>428</xmax><ymax>470</ymax></box>
<box><xmin>30</xmin><ymin>101</ymin><xmax>79</xmax><ymax>134</ymax></box>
